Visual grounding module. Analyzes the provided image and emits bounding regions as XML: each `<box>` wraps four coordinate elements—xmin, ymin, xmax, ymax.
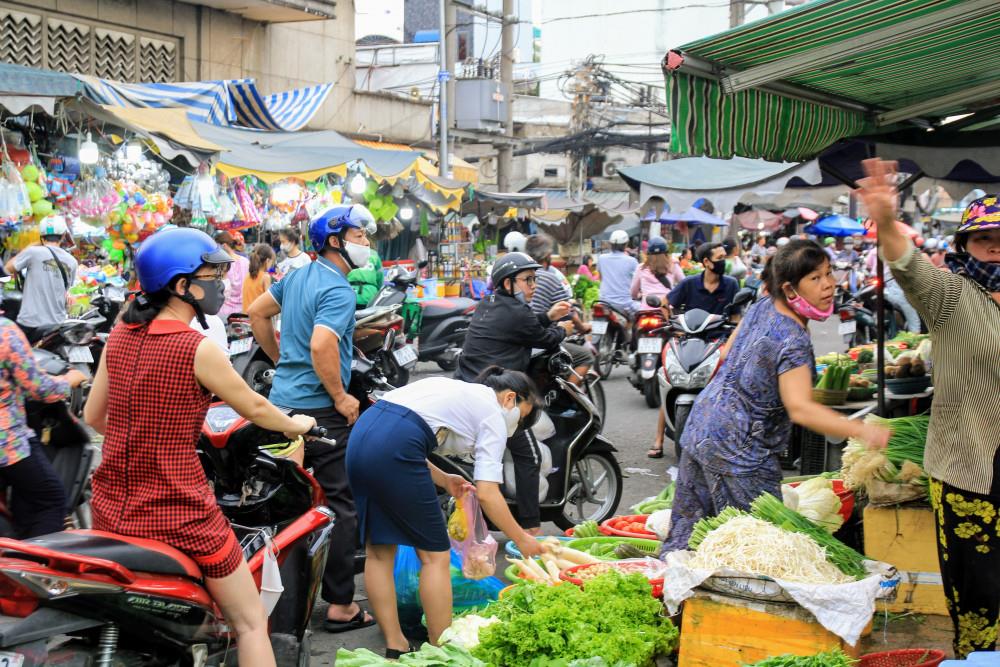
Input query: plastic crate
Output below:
<box><xmin>798</xmin><ymin>426</ymin><xmax>830</xmax><ymax>476</ymax></box>
<box><xmin>859</xmin><ymin>649</ymin><xmax>945</xmax><ymax>667</ymax></box>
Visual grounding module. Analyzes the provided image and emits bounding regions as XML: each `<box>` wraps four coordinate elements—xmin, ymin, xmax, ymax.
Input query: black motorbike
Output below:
<box><xmin>368</xmin><ymin>263</ymin><xmax>474</xmax><ymax>373</ymax></box>
<box><xmin>228</xmin><ymin>313</ymin><xmax>276</xmax><ymax>398</ymax></box>
<box><xmin>0</xmin><ymin>349</ymin><xmax>96</xmax><ymax>535</ymax></box>
<box><xmin>431</xmin><ymin>347</ymin><xmax>622</xmax><ymax>530</ymax></box>
<box><xmin>626</xmin><ymin>308</ymin><xmax>671</xmax><ymax>408</ymax></box>
<box><xmin>33</xmin><ymin>316</ymin><xmax>105</xmax><ymax>417</ymax></box>
<box><xmin>837</xmin><ymin>278</ymin><xmax>911</xmax><ymax>347</ymax></box>
<box><xmin>590</xmin><ymin>301</ymin><xmax>634</xmax><ymax>379</ymax></box>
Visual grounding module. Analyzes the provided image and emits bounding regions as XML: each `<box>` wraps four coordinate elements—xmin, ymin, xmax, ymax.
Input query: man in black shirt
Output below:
<box><xmin>668</xmin><ymin>242</ymin><xmax>739</xmax><ymax>316</ymax></box>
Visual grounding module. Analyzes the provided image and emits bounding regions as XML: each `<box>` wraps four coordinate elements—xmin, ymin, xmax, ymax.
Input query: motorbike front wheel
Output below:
<box><xmin>595</xmin><ymin>330</ymin><xmax>617</xmax><ymax>379</ymax></box>
<box><xmin>554</xmin><ymin>451</ymin><xmax>623</xmax><ymax>530</ymax></box>
<box><xmin>642</xmin><ymin>378</ymin><xmax>660</xmax><ymax>409</ymax></box>
<box><xmin>672</xmin><ymin>402</ymin><xmax>693</xmax><ymax>460</ymax></box>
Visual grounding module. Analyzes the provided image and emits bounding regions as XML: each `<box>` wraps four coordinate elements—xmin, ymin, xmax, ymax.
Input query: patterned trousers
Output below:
<box><xmin>929</xmin><ymin>478</ymin><xmax>1000</xmax><ymax>657</ymax></box>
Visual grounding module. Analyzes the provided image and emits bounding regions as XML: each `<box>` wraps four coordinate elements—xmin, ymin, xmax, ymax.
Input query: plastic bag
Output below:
<box><xmin>448</xmin><ymin>490</ymin><xmax>498</xmax><ymax>580</ymax></box>
<box><xmin>393</xmin><ymin>545</ymin><xmax>505</xmax><ymax>633</ymax></box>
<box><xmin>260</xmin><ymin>535</ymin><xmax>284</xmax><ymax>616</ymax></box>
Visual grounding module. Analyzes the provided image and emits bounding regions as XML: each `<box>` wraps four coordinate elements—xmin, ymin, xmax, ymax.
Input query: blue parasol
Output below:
<box><xmin>803</xmin><ymin>214</ymin><xmax>865</xmax><ymax>237</ymax></box>
<box><xmin>643</xmin><ymin>206</ymin><xmax>728</xmax><ymax>227</ymax></box>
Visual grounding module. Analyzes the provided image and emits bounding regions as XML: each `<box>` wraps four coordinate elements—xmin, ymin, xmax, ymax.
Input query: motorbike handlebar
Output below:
<box><xmin>306</xmin><ymin>426</ymin><xmax>328</xmax><ymax>439</ymax></box>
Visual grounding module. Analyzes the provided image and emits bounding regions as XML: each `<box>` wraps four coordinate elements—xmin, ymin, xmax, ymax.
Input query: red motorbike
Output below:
<box><xmin>0</xmin><ymin>404</ymin><xmax>335</xmax><ymax>666</ymax></box>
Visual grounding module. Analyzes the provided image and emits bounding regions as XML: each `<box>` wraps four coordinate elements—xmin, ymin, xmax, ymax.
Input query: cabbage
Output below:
<box><xmin>783</xmin><ymin>477</ymin><xmax>843</xmax><ymax>533</ymax></box>
<box><xmin>438</xmin><ymin>615</ymin><xmax>500</xmax><ymax>650</ymax></box>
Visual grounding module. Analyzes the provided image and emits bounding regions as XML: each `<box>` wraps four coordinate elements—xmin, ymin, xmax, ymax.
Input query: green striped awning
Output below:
<box><xmin>665</xmin><ymin>0</ymin><xmax>1000</xmax><ymax>161</ymax></box>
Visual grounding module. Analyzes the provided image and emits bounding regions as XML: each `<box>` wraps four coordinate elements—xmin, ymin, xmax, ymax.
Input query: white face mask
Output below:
<box><xmin>280</xmin><ymin>242</ymin><xmax>292</xmax><ymax>254</ymax></box>
<box><xmin>502</xmin><ymin>404</ymin><xmax>521</xmax><ymax>437</ymax></box>
<box><xmin>344</xmin><ymin>241</ymin><xmax>371</xmax><ymax>268</ymax></box>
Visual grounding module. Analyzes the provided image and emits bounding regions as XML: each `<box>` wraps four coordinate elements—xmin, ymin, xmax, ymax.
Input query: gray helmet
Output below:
<box><xmin>491</xmin><ymin>252</ymin><xmax>541</xmax><ymax>292</ymax></box>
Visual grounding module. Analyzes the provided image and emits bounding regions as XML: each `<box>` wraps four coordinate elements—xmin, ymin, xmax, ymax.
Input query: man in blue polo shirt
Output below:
<box><xmin>249</xmin><ymin>204</ymin><xmax>375</xmax><ymax>634</ymax></box>
<box><xmin>668</xmin><ymin>242</ymin><xmax>738</xmax><ymax>316</ymax></box>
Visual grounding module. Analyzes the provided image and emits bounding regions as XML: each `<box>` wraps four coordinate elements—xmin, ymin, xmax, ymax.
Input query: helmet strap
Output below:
<box><xmin>331</xmin><ymin>233</ymin><xmax>361</xmax><ymax>270</ymax></box>
<box><xmin>170</xmin><ymin>281</ymin><xmax>208</xmax><ymax>329</ymax></box>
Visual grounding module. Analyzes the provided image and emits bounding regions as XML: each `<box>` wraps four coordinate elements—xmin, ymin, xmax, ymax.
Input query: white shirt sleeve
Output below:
<box><xmin>472</xmin><ymin>413</ymin><xmax>508</xmax><ymax>483</ymax></box>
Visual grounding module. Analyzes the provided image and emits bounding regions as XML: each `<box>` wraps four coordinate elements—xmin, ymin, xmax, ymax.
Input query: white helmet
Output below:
<box><xmin>503</xmin><ymin>231</ymin><xmax>526</xmax><ymax>252</ymax></box>
<box><xmin>39</xmin><ymin>214</ymin><xmax>68</xmax><ymax>238</ymax></box>
<box><xmin>776</xmin><ymin>236</ymin><xmax>790</xmax><ymax>247</ymax></box>
<box><xmin>609</xmin><ymin>229</ymin><xmax>629</xmax><ymax>246</ymax></box>
<box><xmin>924</xmin><ymin>238</ymin><xmax>938</xmax><ymax>250</ymax></box>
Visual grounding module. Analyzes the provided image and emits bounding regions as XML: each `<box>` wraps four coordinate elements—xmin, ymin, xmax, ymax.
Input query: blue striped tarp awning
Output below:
<box><xmin>73</xmin><ymin>74</ymin><xmax>331</xmax><ymax>132</ymax></box>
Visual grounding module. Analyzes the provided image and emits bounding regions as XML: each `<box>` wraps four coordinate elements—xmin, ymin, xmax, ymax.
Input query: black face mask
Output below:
<box><xmin>190</xmin><ymin>278</ymin><xmax>226</xmax><ymax>316</ymax></box>
<box><xmin>709</xmin><ymin>259</ymin><xmax>727</xmax><ymax>276</ymax></box>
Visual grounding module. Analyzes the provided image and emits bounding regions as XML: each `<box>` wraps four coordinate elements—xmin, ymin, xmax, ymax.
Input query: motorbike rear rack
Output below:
<box><xmin>0</xmin><ymin>538</ymin><xmax>136</xmax><ymax>584</ymax></box>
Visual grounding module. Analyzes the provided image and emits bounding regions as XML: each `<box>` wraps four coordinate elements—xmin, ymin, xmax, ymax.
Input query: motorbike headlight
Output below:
<box><xmin>665</xmin><ymin>358</ymin><xmax>690</xmax><ymax>389</ymax></box>
<box><xmin>689</xmin><ymin>352</ymin><xmax>720</xmax><ymax>386</ymax></box>
<box><xmin>205</xmin><ymin>405</ymin><xmax>241</xmax><ymax>433</ymax></box>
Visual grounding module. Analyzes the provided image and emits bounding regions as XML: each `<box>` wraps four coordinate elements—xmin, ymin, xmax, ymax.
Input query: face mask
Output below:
<box><xmin>344</xmin><ymin>241</ymin><xmax>371</xmax><ymax>269</ymax></box>
<box><xmin>514</xmin><ymin>290</ymin><xmax>528</xmax><ymax>304</ymax></box>
<box><xmin>280</xmin><ymin>243</ymin><xmax>292</xmax><ymax>254</ymax></box>
<box><xmin>189</xmin><ymin>278</ymin><xmax>227</xmax><ymax>316</ymax></box>
<box><xmin>710</xmin><ymin>259</ymin><xmax>727</xmax><ymax>276</ymax></box>
<box><xmin>502</xmin><ymin>403</ymin><xmax>521</xmax><ymax>437</ymax></box>
<box><xmin>945</xmin><ymin>252</ymin><xmax>1000</xmax><ymax>292</ymax></box>
<box><xmin>786</xmin><ymin>290</ymin><xmax>833</xmax><ymax>321</ymax></box>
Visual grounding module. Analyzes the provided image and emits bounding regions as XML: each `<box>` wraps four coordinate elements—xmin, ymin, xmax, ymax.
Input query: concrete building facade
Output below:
<box><xmin>0</xmin><ymin>0</ymin><xmax>432</xmax><ymax>142</ymax></box>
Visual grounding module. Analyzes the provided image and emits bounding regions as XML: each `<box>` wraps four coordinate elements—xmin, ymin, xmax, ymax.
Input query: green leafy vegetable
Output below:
<box><xmin>744</xmin><ymin>648</ymin><xmax>857</xmax><ymax>666</ymax></box>
<box><xmin>472</xmin><ymin>572</ymin><xmax>677</xmax><ymax>667</ymax></box>
<box><xmin>335</xmin><ymin>643</ymin><xmax>484</xmax><ymax>666</ymax></box>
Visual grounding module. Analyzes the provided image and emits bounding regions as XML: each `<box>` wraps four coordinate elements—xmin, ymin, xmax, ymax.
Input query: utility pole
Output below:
<box><xmin>445</xmin><ymin>1</ymin><xmax>457</xmax><ymax>140</ymax></box>
<box><xmin>567</xmin><ymin>59</ymin><xmax>596</xmax><ymax>198</ymax></box>
<box><xmin>496</xmin><ymin>0</ymin><xmax>514</xmax><ymax>192</ymax></box>
<box><xmin>437</xmin><ymin>0</ymin><xmax>451</xmax><ymax>177</ymax></box>
<box><xmin>729</xmin><ymin>0</ymin><xmax>745</xmax><ymax>27</ymax></box>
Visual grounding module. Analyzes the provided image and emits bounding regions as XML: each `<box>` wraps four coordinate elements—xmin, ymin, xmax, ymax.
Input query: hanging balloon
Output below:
<box><xmin>31</xmin><ymin>199</ymin><xmax>53</xmax><ymax>219</ymax></box>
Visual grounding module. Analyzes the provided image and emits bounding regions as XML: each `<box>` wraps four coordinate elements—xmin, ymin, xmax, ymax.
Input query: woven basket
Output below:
<box><xmin>813</xmin><ymin>388</ymin><xmax>848</xmax><ymax>405</ymax></box>
<box><xmin>859</xmin><ymin>649</ymin><xmax>945</xmax><ymax>667</ymax></box>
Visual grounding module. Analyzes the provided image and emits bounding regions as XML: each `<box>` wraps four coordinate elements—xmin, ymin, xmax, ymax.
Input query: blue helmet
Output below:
<box><xmin>647</xmin><ymin>237</ymin><xmax>668</xmax><ymax>255</ymax></box>
<box><xmin>308</xmin><ymin>204</ymin><xmax>376</xmax><ymax>253</ymax></box>
<box><xmin>134</xmin><ymin>227</ymin><xmax>232</xmax><ymax>293</ymax></box>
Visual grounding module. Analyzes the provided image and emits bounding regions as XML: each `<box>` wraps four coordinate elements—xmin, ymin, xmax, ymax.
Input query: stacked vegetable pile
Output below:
<box><xmin>842</xmin><ymin>414</ymin><xmax>930</xmax><ymax>493</ymax></box>
<box><xmin>464</xmin><ymin>572</ymin><xmax>679</xmax><ymax>666</ymax></box>
<box><xmin>781</xmin><ymin>476</ymin><xmax>846</xmax><ymax>533</ymax></box>
<box><xmin>815</xmin><ymin>361</ymin><xmax>854</xmax><ymax>392</ymax></box>
<box><xmin>746</xmin><ymin>649</ymin><xmax>856</xmax><ymax>666</ymax></box>
<box><xmin>686</xmin><ymin>492</ymin><xmax>868</xmax><ymax>582</ymax></box>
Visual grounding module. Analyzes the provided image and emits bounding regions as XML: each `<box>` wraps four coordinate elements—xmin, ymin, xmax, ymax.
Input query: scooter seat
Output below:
<box><xmin>596</xmin><ymin>301</ymin><xmax>632</xmax><ymax>321</ymax></box>
<box><xmin>25</xmin><ymin>530</ymin><xmax>202</xmax><ymax>579</ymax></box>
<box><xmin>422</xmin><ymin>297</ymin><xmax>475</xmax><ymax>319</ymax></box>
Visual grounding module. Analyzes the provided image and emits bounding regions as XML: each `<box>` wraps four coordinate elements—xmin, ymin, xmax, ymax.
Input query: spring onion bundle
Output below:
<box><xmin>687</xmin><ymin>516</ymin><xmax>855</xmax><ymax>585</ymax></box>
<box><xmin>841</xmin><ymin>414</ymin><xmax>930</xmax><ymax>492</ymax></box>
<box><xmin>746</xmin><ymin>649</ymin><xmax>857</xmax><ymax>667</ymax></box>
<box><xmin>750</xmin><ymin>493</ymin><xmax>868</xmax><ymax>579</ymax></box>
<box><xmin>688</xmin><ymin>506</ymin><xmax>746</xmax><ymax>550</ymax></box>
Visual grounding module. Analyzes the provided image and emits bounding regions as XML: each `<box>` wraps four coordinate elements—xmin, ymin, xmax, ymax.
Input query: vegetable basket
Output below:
<box><xmin>812</xmin><ymin>388</ymin><xmax>848</xmax><ymax>405</ymax></box>
<box><xmin>567</xmin><ymin>536</ymin><xmax>660</xmax><ymax>560</ymax></box>
<box><xmin>559</xmin><ymin>561</ymin><xmax>664</xmax><ymax>598</ymax></box>
<box><xmin>884</xmin><ymin>376</ymin><xmax>931</xmax><ymax>395</ymax></box>
<box><xmin>504</xmin><ymin>536</ymin><xmax>572</xmax><ymax>560</ymax></box>
<box><xmin>848</xmin><ymin>385</ymin><xmax>877</xmax><ymax>401</ymax></box>
<box><xmin>858</xmin><ymin>649</ymin><xmax>946</xmax><ymax>667</ymax></box>
<box><xmin>599</xmin><ymin>515</ymin><xmax>657</xmax><ymax>539</ymax></box>
<box><xmin>787</xmin><ymin>478</ymin><xmax>855</xmax><ymax>524</ymax></box>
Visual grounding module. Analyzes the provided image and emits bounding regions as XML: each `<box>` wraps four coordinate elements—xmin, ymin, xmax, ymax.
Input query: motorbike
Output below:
<box><xmin>227</xmin><ymin>313</ymin><xmax>276</xmax><ymax>398</ymax></box>
<box><xmin>431</xmin><ymin>346</ymin><xmax>622</xmax><ymax>530</ymax></box>
<box><xmin>0</xmin><ymin>349</ymin><xmax>97</xmax><ymax>536</ymax></box>
<box><xmin>0</xmin><ymin>408</ymin><xmax>335</xmax><ymax>666</ymax></box>
<box><xmin>627</xmin><ymin>308</ymin><xmax>671</xmax><ymax>408</ymax></box>
<box><xmin>654</xmin><ymin>289</ymin><xmax>753</xmax><ymax>458</ymax></box>
<box><xmin>836</xmin><ymin>277</ymin><xmax>909</xmax><ymax>347</ymax></box>
<box><xmin>354</xmin><ymin>304</ymin><xmax>413</xmax><ymax>387</ymax></box>
<box><xmin>590</xmin><ymin>301</ymin><xmax>634</xmax><ymax>379</ymax></box>
<box><xmin>33</xmin><ymin>315</ymin><xmax>105</xmax><ymax>417</ymax></box>
<box><xmin>368</xmin><ymin>263</ymin><xmax>475</xmax><ymax>373</ymax></box>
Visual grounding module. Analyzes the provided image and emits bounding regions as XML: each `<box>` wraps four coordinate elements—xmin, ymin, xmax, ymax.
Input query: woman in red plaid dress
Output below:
<box><xmin>84</xmin><ymin>228</ymin><xmax>316</xmax><ymax>667</ymax></box>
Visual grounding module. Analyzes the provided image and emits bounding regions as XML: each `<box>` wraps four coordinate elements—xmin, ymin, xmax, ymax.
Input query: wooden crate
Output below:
<box><xmin>863</xmin><ymin>504</ymin><xmax>948</xmax><ymax>616</ymax></box>
<box><xmin>678</xmin><ymin>592</ymin><xmax>863</xmax><ymax>667</ymax></box>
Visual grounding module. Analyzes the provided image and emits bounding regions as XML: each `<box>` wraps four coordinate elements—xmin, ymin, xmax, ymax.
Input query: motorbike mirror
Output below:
<box><xmin>731</xmin><ymin>288</ymin><xmax>754</xmax><ymax>308</ymax></box>
<box><xmin>418</xmin><ymin>260</ymin><xmax>429</xmax><ymax>269</ymax></box>
<box><xmin>645</xmin><ymin>295</ymin><xmax>662</xmax><ymax>308</ymax></box>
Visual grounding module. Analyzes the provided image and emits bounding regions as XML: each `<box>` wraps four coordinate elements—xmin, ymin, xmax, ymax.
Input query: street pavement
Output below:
<box><xmin>308</xmin><ymin>317</ymin><xmax>850</xmax><ymax>664</ymax></box>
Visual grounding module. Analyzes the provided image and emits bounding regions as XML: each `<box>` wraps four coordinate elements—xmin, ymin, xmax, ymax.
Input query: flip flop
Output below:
<box><xmin>647</xmin><ymin>448</ymin><xmax>664</xmax><ymax>459</ymax></box>
<box><xmin>323</xmin><ymin>609</ymin><xmax>376</xmax><ymax>634</ymax></box>
<box><xmin>386</xmin><ymin>644</ymin><xmax>417</xmax><ymax>660</ymax></box>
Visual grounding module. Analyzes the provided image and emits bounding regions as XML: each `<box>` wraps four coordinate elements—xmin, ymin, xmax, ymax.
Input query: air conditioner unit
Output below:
<box><xmin>604</xmin><ymin>161</ymin><xmax>624</xmax><ymax>177</ymax></box>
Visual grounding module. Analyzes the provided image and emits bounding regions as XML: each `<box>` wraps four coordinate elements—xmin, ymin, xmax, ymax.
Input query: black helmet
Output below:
<box><xmin>491</xmin><ymin>252</ymin><xmax>541</xmax><ymax>292</ymax></box>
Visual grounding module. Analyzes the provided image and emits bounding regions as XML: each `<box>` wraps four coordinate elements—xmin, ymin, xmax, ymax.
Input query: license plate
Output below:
<box><xmin>393</xmin><ymin>344</ymin><xmax>418</xmax><ymax>367</ymax></box>
<box><xmin>590</xmin><ymin>320</ymin><xmax>608</xmax><ymax>335</ymax></box>
<box><xmin>0</xmin><ymin>652</ymin><xmax>24</xmax><ymax>667</ymax></box>
<box><xmin>67</xmin><ymin>345</ymin><xmax>93</xmax><ymax>364</ymax></box>
<box><xmin>838</xmin><ymin>320</ymin><xmax>857</xmax><ymax>336</ymax></box>
<box><xmin>229</xmin><ymin>337</ymin><xmax>253</xmax><ymax>356</ymax></box>
<box><xmin>637</xmin><ymin>337</ymin><xmax>663</xmax><ymax>354</ymax></box>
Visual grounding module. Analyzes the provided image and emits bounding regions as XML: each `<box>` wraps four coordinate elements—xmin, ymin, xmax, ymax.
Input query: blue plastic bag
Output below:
<box><xmin>393</xmin><ymin>545</ymin><xmax>505</xmax><ymax>621</ymax></box>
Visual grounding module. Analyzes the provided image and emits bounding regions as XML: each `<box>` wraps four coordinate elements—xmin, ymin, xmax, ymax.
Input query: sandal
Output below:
<box><xmin>385</xmin><ymin>643</ymin><xmax>417</xmax><ymax>660</ymax></box>
<box><xmin>323</xmin><ymin>608</ymin><xmax>376</xmax><ymax>634</ymax></box>
<box><xmin>647</xmin><ymin>446</ymin><xmax>664</xmax><ymax>459</ymax></box>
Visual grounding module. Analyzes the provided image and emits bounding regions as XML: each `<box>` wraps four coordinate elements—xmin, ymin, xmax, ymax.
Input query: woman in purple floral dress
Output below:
<box><xmin>662</xmin><ymin>240</ymin><xmax>891</xmax><ymax>554</ymax></box>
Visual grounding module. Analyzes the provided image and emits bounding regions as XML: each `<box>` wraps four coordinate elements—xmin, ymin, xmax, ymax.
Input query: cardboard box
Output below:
<box><xmin>863</xmin><ymin>504</ymin><xmax>949</xmax><ymax>616</ymax></box>
<box><xmin>678</xmin><ymin>592</ymin><xmax>863</xmax><ymax>667</ymax></box>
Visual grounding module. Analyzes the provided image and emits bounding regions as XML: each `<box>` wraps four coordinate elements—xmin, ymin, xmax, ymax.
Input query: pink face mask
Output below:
<box><xmin>786</xmin><ymin>290</ymin><xmax>834</xmax><ymax>321</ymax></box>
